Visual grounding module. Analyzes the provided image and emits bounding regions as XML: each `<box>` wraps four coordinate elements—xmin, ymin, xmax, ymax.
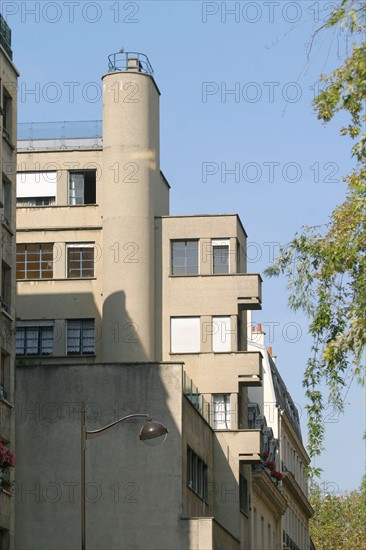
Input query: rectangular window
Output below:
<box><xmin>213</xmin><ymin>394</ymin><xmax>231</xmax><ymax>429</ymax></box>
<box><xmin>1</xmin><ymin>262</ymin><xmax>11</xmax><ymax>313</ymax></box>
<box><xmin>16</xmin><ymin>243</ymin><xmax>53</xmax><ymax>280</ymax></box>
<box><xmin>16</xmin><ymin>172</ymin><xmax>57</xmax><ymax>205</ymax></box>
<box><xmin>2</xmin><ymin>176</ymin><xmax>11</xmax><ymax>227</ymax></box>
<box><xmin>17</xmin><ymin>197</ymin><xmax>55</xmax><ymax>207</ymax></box>
<box><xmin>69</xmin><ymin>170</ymin><xmax>96</xmax><ymax>205</ymax></box>
<box><xmin>212</xmin><ymin>239</ymin><xmax>229</xmax><ymax>274</ymax></box>
<box><xmin>67</xmin><ymin>319</ymin><xmax>95</xmax><ymax>355</ymax></box>
<box><xmin>16</xmin><ymin>321</ymin><xmax>53</xmax><ymax>356</ymax></box>
<box><xmin>187</xmin><ymin>446</ymin><xmax>208</xmax><ymax>501</ymax></box>
<box><xmin>67</xmin><ymin>244</ymin><xmax>94</xmax><ymax>278</ymax></box>
<box><xmin>239</xmin><ymin>474</ymin><xmax>249</xmax><ymax>514</ymax></box>
<box><xmin>2</xmin><ymin>87</ymin><xmax>12</xmax><ymax>140</ymax></box>
<box><xmin>212</xmin><ymin>316</ymin><xmax>231</xmax><ymax>352</ymax></box>
<box><xmin>170</xmin><ymin>317</ymin><xmax>200</xmax><ymax>353</ymax></box>
<box><xmin>171</xmin><ymin>240</ymin><xmax>199</xmax><ymax>275</ymax></box>
<box><xmin>260</xmin><ymin>517</ymin><xmax>264</xmax><ymax>550</ymax></box>
<box><xmin>0</xmin><ymin>351</ymin><xmax>10</xmax><ymax>400</ymax></box>
<box><xmin>253</xmin><ymin>508</ymin><xmax>257</xmax><ymax>550</ymax></box>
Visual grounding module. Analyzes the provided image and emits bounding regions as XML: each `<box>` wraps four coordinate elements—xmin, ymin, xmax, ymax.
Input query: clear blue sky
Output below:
<box><xmin>4</xmin><ymin>0</ymin><xmax>365</xmax><ymax>492</ymax></box>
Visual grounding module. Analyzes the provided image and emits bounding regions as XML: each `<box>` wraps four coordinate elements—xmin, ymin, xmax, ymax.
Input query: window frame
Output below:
<box><xmin>212</xmin><ymin>393</ymin><xmax>231</xmax><ymax>429</ymax></box>
<box><xmin>16</xmin><ymin>243</ymin><xmax>54</xmax><ymax>280</ymax></box>
<box><xmin>187</xmin><ymin>446</ymin><xmax>208</xmax><ymax>502</ymax></box>
<box><xmin>212</xmin><ymin>239</ymin><xmax>230</xmax><ymax>274</ymax></box>
<box><xmin>171</xmin><ymin>239</ymin><xmax>199</xmax><ymax>276</ymax></box>
<box><xmin>16</xmin><ymin>321</ymin><xmax>54</xmax><ymax>357</ymax></box>
<box><xmin>68</xmin><ymin>170</ymin><xmax>96</xmax><ymax>206</ymax></box>
<box><xmin>1</xmin><ymin>261</ymin><xmax>11</xmax><ymax>313</ymax></box>
<box><xmin>66</xmin><ymin>319</ymin><xmax>95</xmax><ymax>356</ymax></box>
<box><xmin>66</xmin><ymin>243</ymin><xmax>95</xmax><ymax>279</ymax></box>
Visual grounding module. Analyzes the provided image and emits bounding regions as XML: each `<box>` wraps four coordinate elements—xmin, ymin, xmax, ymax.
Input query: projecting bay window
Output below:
<box><xmin>67</xmin><ymin>319</ymin><xmax>95</xmax><ymax>355</ymax></box>
<box><xmin>16</xmin><ymin>243</ymin><xmax>53</xmax><ymax>280</ymax></box>
<box><xmin>187</xmin><ymin>446</ymin><xmax>208</xmax><ymax>501</ymax></box>
<box><xmin>171</xmin><ymin>240</ymin><xmax>199</xmax><ymax>275</ymax></box>
<box><xmin>67</xmin><ymin>244</ymin><xmax>94</xmax><ymax>278</ymax></box>
<box><xmin>212</xmin><ymin>239</ymin><xmax>230</xmax><ymax>274</ymax></box>
<box><xmin>16</xmin><ymin>321</ymin><xmax>54</xmax><ymax>356</ymax></box>
<box><xmin>69</xmin><ymin>170</ymin><xmax>96</xmax><ymax>205</ymax></box>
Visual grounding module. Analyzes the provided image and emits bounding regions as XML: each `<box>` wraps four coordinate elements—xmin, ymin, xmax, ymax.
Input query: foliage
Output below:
<box><xmin>0</xmin><ymin>441</ymin><xmax>16</xmax><ymax>470</ymax></box>
<box><xmin>310</xmin><ymin>479</ymin><xmax>366</xmax><ymax>549</ymax></box>
<box><xmin>264</xmin><ymin>0</ymin><xmax>366</xmax><ymax>472</ymax></box>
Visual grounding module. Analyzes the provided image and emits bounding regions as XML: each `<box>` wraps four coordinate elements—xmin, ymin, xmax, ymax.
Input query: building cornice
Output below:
<box><xmin>283</xmin><ymin>472</ymin><xmax>314</xmax><ymax>518</ymax></box>
<box><xmin>252</xmin><ymin>470</ymin><xmax>288</xmax><ymax>517</ymax></box>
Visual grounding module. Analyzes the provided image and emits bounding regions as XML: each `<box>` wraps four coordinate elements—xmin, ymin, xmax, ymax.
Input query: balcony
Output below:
<box><xmin>168</xmin><ymin>273</ymin><xmax>262</xmax><ymax>314</ymax></box>
<box><xmin>215</xmin><ymin>429</ymin><xmax>263</xmax><ymax>463</ymax></box>
<box><xmin>177</xmin><ymin>352</ymin><xmax>262</xmax><ymax>394</ymax></box>
<box><xmin>16</xmin><ymin>204</ymin><xmax>101</xmax><ymax>231</ymax></box>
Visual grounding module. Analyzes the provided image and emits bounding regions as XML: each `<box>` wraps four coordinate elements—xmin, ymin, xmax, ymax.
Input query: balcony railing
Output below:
<box><xmin>183</xmin><ymin>371</ymin><xmax>211</xmax><ymax>425</ymax></box>
<box><xmin>0</xmin><ymin>14</ymin><xmax>12</xmax><ymax>59</ymax></box>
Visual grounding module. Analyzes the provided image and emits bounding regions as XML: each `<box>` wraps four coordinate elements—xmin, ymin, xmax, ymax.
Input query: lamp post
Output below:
<box><xmin>80</xmin><ymin>402</ymin><xmax>168</xmax><ymax>550</ymax></box>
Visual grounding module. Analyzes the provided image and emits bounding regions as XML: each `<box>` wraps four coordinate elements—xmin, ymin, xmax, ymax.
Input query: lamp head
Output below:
<box><xmin>139</xmin><ymin>420</ymin><xmax>168</xmax><ymax>446</ymax></box>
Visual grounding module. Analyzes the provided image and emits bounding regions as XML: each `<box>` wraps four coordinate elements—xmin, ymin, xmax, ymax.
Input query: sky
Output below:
<box><xmin>3</xmin><ymin>0</ymin><xmax>365</xmax><ymax>493</ymax></box>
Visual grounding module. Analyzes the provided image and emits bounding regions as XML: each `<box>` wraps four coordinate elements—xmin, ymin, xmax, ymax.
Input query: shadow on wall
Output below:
<box><xmin>14</xmin><ymin>290</ymin><xmax>186</xmax><ymax>550</ymax></box>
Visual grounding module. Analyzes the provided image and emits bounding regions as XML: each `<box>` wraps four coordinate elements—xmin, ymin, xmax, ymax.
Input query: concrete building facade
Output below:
<box><xmin>0</xmin><ymin>14</ymin><xmax>18</xmax><ymax>549</ymax></box>
<box><xmin>14</xmin><ymin>52</ymin><xmax>312</xmax><ymax>549</ymax></box>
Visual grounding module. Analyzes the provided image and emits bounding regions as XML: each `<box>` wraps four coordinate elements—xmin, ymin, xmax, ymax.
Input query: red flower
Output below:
<box><xmin>0</xmin><ymin>442</ymin><xmax>16</xmax><ymax>469</ymax></box>
<box><xmin>264</xmin><ymin>461</ymin><xmax>276</xmax><ymax>471</ymax></box>
<box><xmin>263</xmin><ymin>451</ymin><xmax>269</xmax><ymax>459</ymax></box>
<box><xmin>270</xmin><ymin>470</ymin><xmax>284</xmax><ymax>480</ymax></box>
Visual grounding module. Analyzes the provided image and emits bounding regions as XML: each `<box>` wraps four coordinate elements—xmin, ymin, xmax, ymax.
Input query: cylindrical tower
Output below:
<box><xmin>101</xmin><ymin>52</ymin><xmax>160</xmax><ymax>362</ymax></box>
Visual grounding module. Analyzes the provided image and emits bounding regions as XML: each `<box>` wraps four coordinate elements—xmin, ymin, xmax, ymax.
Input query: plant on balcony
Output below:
<box><xmin>270</xmin><ymin>470</ymin><xmax>284</xmax><ymax>481</ymax></box>
<box><xmin>264</xmin><ymin>461</ymin><xmax>276</xmax><ymax>471</ymax></box>
<box><xmin>262</xmin><ymin>451</ymin><xmax>269</xmax><ymax>459</ymax></box>
<box><xmin>0</xmin><ymin>441</ymin><xmax>16</xmax><ymax>470</ymax></box>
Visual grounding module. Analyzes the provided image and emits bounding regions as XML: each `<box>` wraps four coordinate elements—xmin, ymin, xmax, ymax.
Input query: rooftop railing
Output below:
<box><xmin>17</xmin><ymin>120</ymin><xmax>102</xmax><ymax>150</ymax></box>
<box><xmin>107</xmin><ymin>51</ymin><xmax>154</xmax><ymax>76</ymax></box>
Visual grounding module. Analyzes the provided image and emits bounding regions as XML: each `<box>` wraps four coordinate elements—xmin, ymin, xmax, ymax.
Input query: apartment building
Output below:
<box><xmin>0</xmin><ymin>13</ymin><xmax>18</xmax><ymax>550</ymax></box>
<box><xmin>14</xmin><ymin>51</ymin><xmax>312</xmax><ymax>549</ymax></box>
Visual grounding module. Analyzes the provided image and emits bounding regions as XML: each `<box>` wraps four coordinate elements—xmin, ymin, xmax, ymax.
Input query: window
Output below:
<box><xmin>2</xmin><ymin>176</ymin><xmax>11</xmax><ymax>227</ymax></box>
<box><xmin>212</xmin><ymin>239</ymin><xmax>229</xmax><ymax>274</ymax></box>
<box><xmin>17</xmin><ymin>197</ymin><xmax>55</xmax><ymax>207</ymax></box>
<box><xmin>239</xmin><ymin>474</ymin><xmax>249</xmax><ymax>514</ymax></box>
<box><xmin>1</xmin><ymin>262</ymin><xmax>11</xmax><ymax>313</ymax></box>
<box><xmin>2</xmin><ymin>87</ymin><xmax>12</xmax><ymax>140</ymax></box>
<box><xmin>171</xmin><ymin>240</ymin><xmax>199</xmax><ymax>275</ymax></box>
<box><xmin>212</xmin><ymin>316</ymin><xmax>231</xmax><ymax>352</ymax></box>
<box><xmin>67</xmin><ymin>244</ymin><xmax>94</xmax><ymax>278</ymax></box>
<box><xmin>67</xmin><ymin>319</ymin><xmax>95</xmax><ymax>355</ymax></box>
<box><xmin>260</xmin><ymin>517</ymin><xmax>265</xmax><ymax>550</ymax></box>
<box><xmin>170</xmin><ymin>317</ymin><xmax>200</xmax><ymax>353</ymax></box>
<box><xmin>187</xmin><ymin>447</ymin><xmax>207</xmax><ymax>501</ymax></box>
<box><xmin>16</xmin><ymin>172</ymin><xmax>57</xmax><ymax>206</ymax></box>
<box><xmin>212</xmin><ymin>394</ymin><xmax>231</xmax><ymax>429</ymax></box>
<box><xmin>16</xmin><ymin>321</ymin><xmax>53</xmax><ymax>356</ymax></box>
<box><xmin>0</xmin><ymin>351</ymin><xmax>10</xmax><ymax>400</ymax></box>
<box><xmin>16</xmin><ymin>243</ymin><xmax>53</xmax><ymax>280</ymax></box>
<box><xmin>69</xmin><ymin>170</ymin><xmax>96</xmax><ymax>205</ymax></box>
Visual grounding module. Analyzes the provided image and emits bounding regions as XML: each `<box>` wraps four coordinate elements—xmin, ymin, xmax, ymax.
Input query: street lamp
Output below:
<box><xmin>80</xmin><ymin>401</ymin><xmax>168</xmax><ymax>550</ymax></box>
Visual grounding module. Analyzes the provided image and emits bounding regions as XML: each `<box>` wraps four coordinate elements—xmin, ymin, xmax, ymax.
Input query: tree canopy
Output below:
<box><xmin>265</xmin><ymin>0</ymin><xmax>366</xmax><ymax>474</ymax></box>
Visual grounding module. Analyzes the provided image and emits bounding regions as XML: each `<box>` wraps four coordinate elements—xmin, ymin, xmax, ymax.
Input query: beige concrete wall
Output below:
<box><xmin>101</xmin><ymin>70</ymin><xmax>160</xmax><ymax>362</ymax></box>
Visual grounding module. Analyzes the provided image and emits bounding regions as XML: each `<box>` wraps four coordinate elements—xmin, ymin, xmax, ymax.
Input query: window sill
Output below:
<box><xmin>17</xmin><ymin>277</ymin><xmax>97</xmax><ymax>282</ymax></box>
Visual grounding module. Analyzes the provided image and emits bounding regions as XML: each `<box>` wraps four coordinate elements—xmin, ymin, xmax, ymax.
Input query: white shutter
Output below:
<box><xmin>171</xmin><ymin>317</ymin><xmax>200</xmax><ymax>353</ymax></box>
<box><xmin>17</xmin><ymin>172</ymin><xmax>57</xmax><ymax>198</ymax></box>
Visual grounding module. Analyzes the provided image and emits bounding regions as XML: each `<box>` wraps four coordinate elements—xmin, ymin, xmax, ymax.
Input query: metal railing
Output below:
<box><xmin>17</xmin><ymin>121</ymin><xmax>102</xmax><ymax>150</ymax></box>
<box><xmin>183</xmin><ymin>371</ymin><xmax>211</xmax><ymax>426</ymax></box>
<box><xmin>0</xmin><ymin>14</ymin><xmax>12</xmax><ymax>59</ymax></box>
<box><xmin>108</xmin><ymin>51</ymin><xmax>154</xmax><ymax>76</ymax></box>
